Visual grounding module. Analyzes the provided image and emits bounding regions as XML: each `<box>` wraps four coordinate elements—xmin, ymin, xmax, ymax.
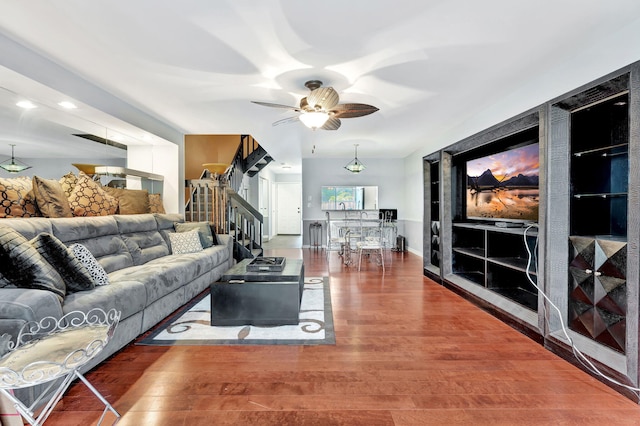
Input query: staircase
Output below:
<box><xmin>185</xmin><ymin>135</ymin><xmax>272</xmax><ymax>259</ymax></box>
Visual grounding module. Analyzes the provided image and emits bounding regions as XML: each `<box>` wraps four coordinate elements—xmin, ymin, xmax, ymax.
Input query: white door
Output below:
<box><xmin>276</xmin><ymin>182</ymin><xmax>302</xmax><ymax>234</ymax></box>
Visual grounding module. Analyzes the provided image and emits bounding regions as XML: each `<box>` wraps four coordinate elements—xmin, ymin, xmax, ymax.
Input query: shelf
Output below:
<box><xmin>492</xmin><ymin>287</ymin><xmax>538</xmax><ymax>311</ymax></box>
<box><xmin>94</xmin><ymin>166</ymin><xmax>164</xmax><ymax>181</ymax></box>
<box><xmin>455</xmin><ymin>271</ymin><xmax>485</xmax><ymax>286</ymax></box>
<box><xmin>488</xmin><ymin>257</ymin><xmax>537</xmax><ymax>275</ymax></box>
<box><xmin>573</xmin><ymin>142</ymin><xmax>628</xmax><ymax>157</ymax></box>
<box><xmin>454</xmin><ymin>222</ymin><xmax>538</xmax><ymax>236</ymax></box>
<box><xmin>573</xmin><ymin>192</ymin><xmax>627</xmax><ymax>199</ymax></box>
<box><xmin>453</xmin><ymin>247</ymin><xmax>485</xmax><ymax>259</ymax></box>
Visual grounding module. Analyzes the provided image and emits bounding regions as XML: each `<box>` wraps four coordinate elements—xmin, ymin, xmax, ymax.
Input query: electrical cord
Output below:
<box><xmin>523</xmin><ymin>224</ymin><xmax>640</xmax><ymax>400</ymax></box>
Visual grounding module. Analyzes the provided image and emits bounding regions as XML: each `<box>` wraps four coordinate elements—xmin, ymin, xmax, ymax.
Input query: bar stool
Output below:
<box><xmin>356</xmin><ymin>222</ymin><xmax>385</xmax><ymax>272</ymax></box>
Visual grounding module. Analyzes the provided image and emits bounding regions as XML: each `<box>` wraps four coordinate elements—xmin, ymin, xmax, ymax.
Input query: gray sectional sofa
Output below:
<box><xmin>0</xmin><ymin>213</ymin><xmax>234</xmax><ymax>405</ymax></box>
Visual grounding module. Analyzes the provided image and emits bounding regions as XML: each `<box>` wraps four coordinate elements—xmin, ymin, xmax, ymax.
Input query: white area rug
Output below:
<box><xmin>138</xmin><ymin>277</ymin><xmax>335</xmax><ymax>345</ymax></box>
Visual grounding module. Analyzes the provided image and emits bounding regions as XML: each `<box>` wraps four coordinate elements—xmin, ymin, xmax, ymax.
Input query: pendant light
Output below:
<box><xmin>0</xmin><ymin>145</ymin><xmax>32</xmax><ymax>173</ymax></box>
<box><xmin>344</xmin><ymin>144</ymin><xmax>365</xmax><ymax>173</ymax></box>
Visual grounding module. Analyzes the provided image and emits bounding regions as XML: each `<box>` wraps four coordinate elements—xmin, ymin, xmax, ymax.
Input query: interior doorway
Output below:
<box><xmin>276</xmin><ymin>182</ymin><xmax>302</xmax><ymax>235</ymax></box>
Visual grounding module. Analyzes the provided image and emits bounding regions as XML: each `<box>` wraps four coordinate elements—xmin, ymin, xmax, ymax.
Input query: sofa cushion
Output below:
<box><xmin>51</xmin><ymin>216</ymin><xmax>134</xmax><ymax>273</ymax></box>
<box><xmin>174</xmin><ymin>221</ymin><xmax>216</xmax><ymax>248</ymax></box>
<box><xmin>168</xmin><ymin>229</ymin><xmax>203</xmax><ymax>254</ymax></box>
<box><xmin>113</xmin><ymin>214</ymin><xmax>169</xmax><ymax>265</ymax></box>
<box><xmin>0</xmin><ymin>217</ymin><xmax>53</xmax><ymax>240</ymax></box>
<box><xmin>0</xmin><ymin>288</ymin><xmax>64</xmax><ymax>324</ymax></box>
<box><xmin>63</xmin><ymin>280</ymin><xmax>146</xmax><ymax>321</ymax></box>
<box><xmin>154</xmin><ymin>213</ymin><xmax>184</xmax><ymax>246</ymax></box>
<box><xmin>114</xmin><ymin>214</ymin><xmax>157</xmax><ymax>234</ymax></box>
<box><xmin>32</xmin><ymin>176</ymin><xmax>73</xmax><ymax>218</ymax></box>
<box><xmin>68</xmin><ymin>172</ymin><xmax>118</xmax><ymax>217</ymax></box>
<box><xmin>30</xmin><ymin>233</ymin><xmax>94</xmax><ymax>293</ymax></box>
<box><xmin>0</xmin><ymin>227</ymin><xmax>65</xmax><ymax>302</ymax></box>
<box><xmin>70</xmin><ymin>243</ymin><xmax>110</xmax><ymax>286</ymax></box>
<box><xmin>0</xmin><ymin>176</ymin><xmax>40</xmax><ymax>218</ymax></box>
<box><xmin>122</xmin><ymin>232</ymin><xmax>169</xmax><ymax>265</ymax></box>
<box><xmin>109</xmin><ymin>251</ymin><xmax>209</xmax><ymax>305</ymax></box>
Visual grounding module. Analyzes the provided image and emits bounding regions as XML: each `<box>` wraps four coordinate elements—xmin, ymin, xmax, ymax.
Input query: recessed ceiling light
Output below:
<box><xmin>16</xmin><ymin>100</ymin><xmax>36</xmax><ymax>109</ymax></box>
<box><xmin>58</xmin><ymin>101</ymin><xmax>77</xmax><ymax>109</ymax></box>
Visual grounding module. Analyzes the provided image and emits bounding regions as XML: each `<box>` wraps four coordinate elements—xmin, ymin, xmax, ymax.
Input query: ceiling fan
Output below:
<box><xmin>252</xmin><ymin>80</ymin><xmax>379</xmax><ymax>130</ymax></box>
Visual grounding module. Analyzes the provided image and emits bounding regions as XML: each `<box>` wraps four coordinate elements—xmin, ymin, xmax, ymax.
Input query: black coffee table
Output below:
<box><xmin>210</xmin><ymin>258</ymin><xmax>304</xmax><ymax>326</ymax></box>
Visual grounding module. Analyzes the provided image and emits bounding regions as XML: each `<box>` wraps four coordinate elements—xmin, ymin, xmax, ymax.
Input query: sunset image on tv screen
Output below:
<box><xmin>466</xmin><ymin>143</ymin><xmax>539</xmax><ymax>222</ymax></box>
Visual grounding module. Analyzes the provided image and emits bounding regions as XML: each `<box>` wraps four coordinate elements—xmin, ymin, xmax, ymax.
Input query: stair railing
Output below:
<box><xmin>227</xmin><ymin>189</ymin><xmax>263</xmax><ymax>255</ymax></box>
<box><xmin>185</xmin><ymin>173</ymin><xmax>228</xmax><ymax>234</ymax></box>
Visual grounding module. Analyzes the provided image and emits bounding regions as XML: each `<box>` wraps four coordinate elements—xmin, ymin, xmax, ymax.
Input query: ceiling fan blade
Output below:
<box><xmin>322</xmin><ymin>116</ymin><xmax>341</xmax><ymax>130</ymax></box>
<box><xmin>272</xmin><ymin>116</ymin><xmax>300</xmax><ymax>126</ymax></box>
<box><xmin>330</xmin><ymin>103</ymin><xmax>379</xmax><ymax>118</ymax></box>
<box><xmin>307</xmin><ymin>87</ymin><xmax>339</xmax><ymax>110</ymax></box>
<box><xmin>252</xmin><ymin>101</ymin><xmax>301</xmax><ymax>111</ymax></box>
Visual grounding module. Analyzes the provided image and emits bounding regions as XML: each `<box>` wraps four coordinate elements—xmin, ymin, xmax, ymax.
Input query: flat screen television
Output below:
<box><xmin>465</xmin><ymin>142</ymin><xmax>539</xmax><ymax>223</ymax></box>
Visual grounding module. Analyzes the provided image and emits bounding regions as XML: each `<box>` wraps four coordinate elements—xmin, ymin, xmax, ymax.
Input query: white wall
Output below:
<box><xmin>127</xmin><ymin>143</ymin><xmax>180</xmax><ymax>214</ymax></box>
<box><xmin>302</xmin><ymin>157</ymin><xmax>404</xmax><ymax>221</ymax></box>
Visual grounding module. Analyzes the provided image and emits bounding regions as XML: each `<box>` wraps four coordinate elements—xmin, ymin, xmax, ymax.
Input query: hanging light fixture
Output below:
<box><xmin>0</xmin><ymin>144</ymin><xmax>32</xmax><ymax>173</ymax></box>
<box><xmin>344</xmin><ymin>144</ymin><xmax>365</xmax><ymax>173</ymax></box>
<box><xmin>299</xmin><ymin>111</ymin><xmax>329</xmax><ymax>130</ymax></box>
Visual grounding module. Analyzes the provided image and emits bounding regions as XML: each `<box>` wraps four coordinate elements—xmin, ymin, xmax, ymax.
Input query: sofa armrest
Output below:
<box><xmin>0</xmin><ymin>288</ymin><xmax>64</xmax><ymax>338</ymax></box>
<box><xmin>216</xmin><ymin>234</ymin><xmax>235</xmax><ymax>269</ymax></box>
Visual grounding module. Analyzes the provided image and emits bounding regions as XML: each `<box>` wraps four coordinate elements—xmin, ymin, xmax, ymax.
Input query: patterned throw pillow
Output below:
<box><xmin>68</xmin><ymin>172</ymin><xmax>118</xmax><ymax>217</ymax></box>
<box><xmin>69</xmin><ymin>243</ymin><xmax>110</xmax><ymax>286</ymax></box>
<box><xmin>174</xmin><ymin>222</ymin><xmax>215</xmax><ymax>248</ymax></box>
<box><xmin>59</xmin><ymin>172</ymin><xmax>78</xmax><ymax>198</ymax></box>
<box><xmin>0</xmin><ymin>176</ymin><xmax>40</xmax><ymax>218</ymax></box>
<box><xmin>32</xmin><ymin>176</ymin><xmax>73</xmax><ymax>218</ymax></box>
<box><xmin>168</xmin><ymin>229</ymin><xmax>203</xmax><ymax>254</ymax></box>
<box><xmin>148</xmin><ymin>193</ymin><xmax>165</xmax><ymax>214</ymax></box>
<box><xmin>31</xmin><ymin>233</ymin><xmax>95</xmax><ymax>293</ymax></box>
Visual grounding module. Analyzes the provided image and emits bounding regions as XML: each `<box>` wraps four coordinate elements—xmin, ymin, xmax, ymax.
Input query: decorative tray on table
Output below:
<box><xmin>246</xmin><ymin>257</ymin><xmax>286</xmax><ymax>272</ymax></box>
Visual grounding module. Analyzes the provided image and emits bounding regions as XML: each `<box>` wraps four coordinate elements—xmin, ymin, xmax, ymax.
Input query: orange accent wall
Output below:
<box><xmin>184</xmin><ymin>135</ymin><xmax>241</xmax><ymax>180</ymax></box>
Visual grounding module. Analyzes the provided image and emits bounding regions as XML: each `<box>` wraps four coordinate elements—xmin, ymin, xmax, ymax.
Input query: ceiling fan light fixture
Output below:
<box><xmin>299</xmin><ymin>111</ymin><xmax>329</xmax><ymax>130</ymax></box>
<box><xmin>0</xmin><ymin>144</ymin><xmax>32</xmax><ymax>173</ymax></box>
<box><xmin>344</xmin><ymin>144</ymin><xmax>365</xmax><ymax>173</ymax></box>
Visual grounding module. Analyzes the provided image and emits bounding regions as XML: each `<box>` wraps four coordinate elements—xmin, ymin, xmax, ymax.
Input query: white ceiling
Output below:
<box><xmin>1</xmin><ymin>0</ymin><xmax>640</xmax><ymax>171</ymax></box>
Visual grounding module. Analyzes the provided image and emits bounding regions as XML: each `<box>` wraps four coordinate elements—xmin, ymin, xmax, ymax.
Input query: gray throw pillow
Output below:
<box><xmin>174</xmin><ymin>222</ymin><xmax>215</xmax><ymax>248</ymax></box>
<box><xmin>0</xmin><ymin>271</ymin><xmax>15</xmax><ymax>288</ymax></box>
<box><xmin>0</xmin><ymin>227</ymin><xmax>65</xmax><ymax>302</ymax></box>
<box><xmin>30</xmin><ymin>233</ymin><xmax>95</xmax><ymax>293</ymax></box>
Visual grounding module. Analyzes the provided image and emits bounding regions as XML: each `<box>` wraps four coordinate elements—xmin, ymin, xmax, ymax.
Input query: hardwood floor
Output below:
<box><xmin>45</xmin><ymin>248</ymin><xmax>640</xmax><ymax>425</ymax></box>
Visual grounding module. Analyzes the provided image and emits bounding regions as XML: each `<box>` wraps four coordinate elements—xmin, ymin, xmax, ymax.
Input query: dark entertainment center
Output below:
<box><xmin>423</xmin><ymin>62</ymin><xmax>640</xmax><ymax>399</ymax></box>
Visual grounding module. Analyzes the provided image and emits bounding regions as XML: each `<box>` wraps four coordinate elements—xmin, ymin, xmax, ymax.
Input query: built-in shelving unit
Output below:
<box><xmin>452</xmin><ymin>223</ymin><xmax>538</xmax><ymax>310</ymax></box>
<box><xmin>565</xmin><ymin>89</ymin><xmax>629</xmax><ymax>353</ymax></box>
<box><xmin>429</xmin><ymin>161</ymin><xmax>440</xmax><ymax>269</ymax></box>
<box><xmin>424</xmin><ymin>63</ymin><xmax>640</xmax><ymax>399</ymax></box>
<box><xmin>423</xmin><ymin>153</ymin><xmax>441</xmax><ymax>278</ymax></box>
